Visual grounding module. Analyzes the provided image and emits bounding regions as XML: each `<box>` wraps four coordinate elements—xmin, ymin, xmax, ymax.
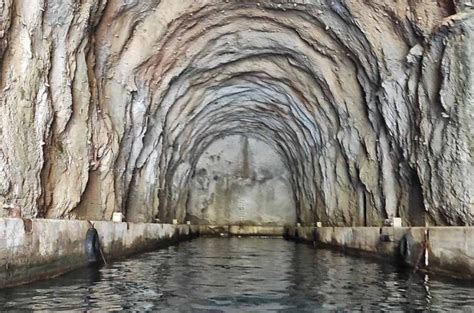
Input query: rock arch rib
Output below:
<box><xmin>0</xmin><ymin>0</ymin><xmax>472</xmax><ymax>227</ymax></box>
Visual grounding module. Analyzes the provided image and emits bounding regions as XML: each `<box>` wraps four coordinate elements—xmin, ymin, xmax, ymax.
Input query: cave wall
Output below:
<box><xmin>185</xmin><ymin>135</ymin><xmax>296</xmax><ymax>226</ymax></box>
<box><xmin>0</xmin><ymin>0</ymin><xmax>472</xmax><ymax>226</ymax></box>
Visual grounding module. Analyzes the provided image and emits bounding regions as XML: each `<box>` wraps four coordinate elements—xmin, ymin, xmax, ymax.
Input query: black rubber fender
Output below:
<box><xmin>85</xmin><ymin>228</ymin><xmax>101</xmax><ymax>264</ymax></box>
<box><xmin>312</xmin><ymin>228</ymin><xmax>320</xmax><ymax>242</ymax></box>
<box><xmin>399</xmin><ymin>233</ymin><xmax>415</xmax><ymax>266</ymax></box>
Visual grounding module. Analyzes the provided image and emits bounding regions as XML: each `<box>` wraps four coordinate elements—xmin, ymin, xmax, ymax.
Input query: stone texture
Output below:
<box><xmin>0</xmin><ymin>0</ymin><xmax>472</xmax><ymax>226</ymax></box>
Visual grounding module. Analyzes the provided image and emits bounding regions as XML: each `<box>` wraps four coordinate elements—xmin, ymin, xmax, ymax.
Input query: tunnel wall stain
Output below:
<box><xmin>186</xmin><ymin>135</ymin><xmax>296</xmax><ymax>225</ymax></box>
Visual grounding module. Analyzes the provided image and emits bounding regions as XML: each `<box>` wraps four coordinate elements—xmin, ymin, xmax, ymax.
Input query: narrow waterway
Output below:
<box><xmin>1</xmin><ymin>238</ymin><xmax>472</xmax><ymax>311</ymax></box>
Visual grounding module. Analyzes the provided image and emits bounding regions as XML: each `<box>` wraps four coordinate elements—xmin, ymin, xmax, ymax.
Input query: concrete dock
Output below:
<box><xmin>0</xmin><ymin>218</ymin><xmax>213</xmax><ymax>288</ymax></box>
<box><xmin>285</xmin><ymin>225</ymin><xmax>474</xmax><ymax>280</ymax></box>
<box><xmin>1</xmin><ymin>218</ymin><xmax>473</xmax><ymax>288</ymax></box>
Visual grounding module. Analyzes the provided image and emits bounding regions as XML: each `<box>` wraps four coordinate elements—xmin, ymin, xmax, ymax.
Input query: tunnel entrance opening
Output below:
<box><xmin>185</xmin><ymin>135</ymin><xmax>296</xmax><ymax>226</ymax></box>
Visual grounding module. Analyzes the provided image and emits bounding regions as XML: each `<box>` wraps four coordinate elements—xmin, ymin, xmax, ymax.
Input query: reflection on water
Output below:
<box><xmin>0</xmin><ymin>238</ymin><xmax>473</xmax><ymax>311</ymax></box>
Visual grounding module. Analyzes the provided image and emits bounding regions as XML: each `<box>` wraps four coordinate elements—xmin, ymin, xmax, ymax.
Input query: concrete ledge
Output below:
<box><xmin>0</xmin><ymin>220</ymin><xmax>284</xmax><ymax>288</ymax></box>
<box><xmin>0</xmin><ymin>218</ymin><xmax>206</xmax><ymax>288</ymax></box>
<box><xmin>228</xmin><ymin>225</ymin><xmax>285</xmax><ymax>236</ymax></box>
<box><xmin>2</xmin><ymin>219</ymin><xmax>472</xmax><ymax>287</ymax></box>
<box><xmin>197</xmin><ymin>225</ymin><xmax>286</xmax><ymax>237</ymax></box>
<box><xmin>285</xmin><ymin>226</ymin><xmax>474</xmax><ymax>279</ymax></box>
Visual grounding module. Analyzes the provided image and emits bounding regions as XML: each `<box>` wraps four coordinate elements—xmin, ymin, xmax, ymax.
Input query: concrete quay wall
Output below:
<box><xmin>204</xmin><ymin>225</ymin><xmax>286</xmax><ymax>236</ymax></box>
<box><xmin>286</xmin><ymin>226</ymin><xmax>474</xmax><ymax>279</ymax></box>
<box><xmin>0</xmin><ymin>218</ymin><xmax>210</xmax><ymax>288</ymax></box>
<box><xmin>1</xmin><ymin>218</ymin><xmax>473</xmax><ymax>288</ymax></box>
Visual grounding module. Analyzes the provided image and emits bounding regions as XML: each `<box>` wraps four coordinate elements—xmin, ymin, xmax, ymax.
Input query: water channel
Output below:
<box><xmin>1</xmin><ymin>238</ymin><xmax>472</xmax><ymax>311</ymax></box>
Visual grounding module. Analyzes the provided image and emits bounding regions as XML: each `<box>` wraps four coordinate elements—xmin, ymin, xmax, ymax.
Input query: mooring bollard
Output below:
<box><xmin>392</xmin><ymin>217</ymin><xmax>402</xmax><ymax>227</ymax></box>
<box><xmin>112</xmin><ymin>212</ymin><xmax>124</xmax><ymax>223</ymax></box>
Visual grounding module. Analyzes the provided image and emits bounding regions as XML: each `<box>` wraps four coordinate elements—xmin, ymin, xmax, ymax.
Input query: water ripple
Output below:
<box><xmin>0</xmin><ymin>238</ymin><xmax>473</xmax><ymax>311</ymax></box>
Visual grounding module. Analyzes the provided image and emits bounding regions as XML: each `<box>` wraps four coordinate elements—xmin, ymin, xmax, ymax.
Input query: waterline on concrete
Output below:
<box><xmin>1</xmin><ymin>218</ymin><xmax>473</xmax><ymax>288</ymax></box>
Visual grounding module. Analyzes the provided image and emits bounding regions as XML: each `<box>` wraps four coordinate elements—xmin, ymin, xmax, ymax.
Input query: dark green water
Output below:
<box><xmin>0</xmin><ymin>237</ymin><xmax>473</xmax><ymax>311</ymax></box>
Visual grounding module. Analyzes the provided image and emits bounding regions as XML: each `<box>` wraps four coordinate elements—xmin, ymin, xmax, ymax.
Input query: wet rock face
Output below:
<box><xmin>0</xmin><ymin>0</ymin><xmax>472</xmax><ymax>226</ymax></box>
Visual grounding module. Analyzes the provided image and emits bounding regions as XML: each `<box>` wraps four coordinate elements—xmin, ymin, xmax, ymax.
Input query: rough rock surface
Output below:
<box><xmin>0</xmin><ymin>0</ymin><xmax>472</xmax><ymax>226</ymax></box>
<box><xmin>187</xmin><ymin>135</ymin><xmax>296</xmax><ymax>225</ymax></box>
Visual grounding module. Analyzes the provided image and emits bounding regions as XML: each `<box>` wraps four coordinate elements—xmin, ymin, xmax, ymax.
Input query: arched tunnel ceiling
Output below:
<box><xmin>0</xmin><ymin>0</ymin><xmax>472</xmax><ymax>226</ymax></box>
